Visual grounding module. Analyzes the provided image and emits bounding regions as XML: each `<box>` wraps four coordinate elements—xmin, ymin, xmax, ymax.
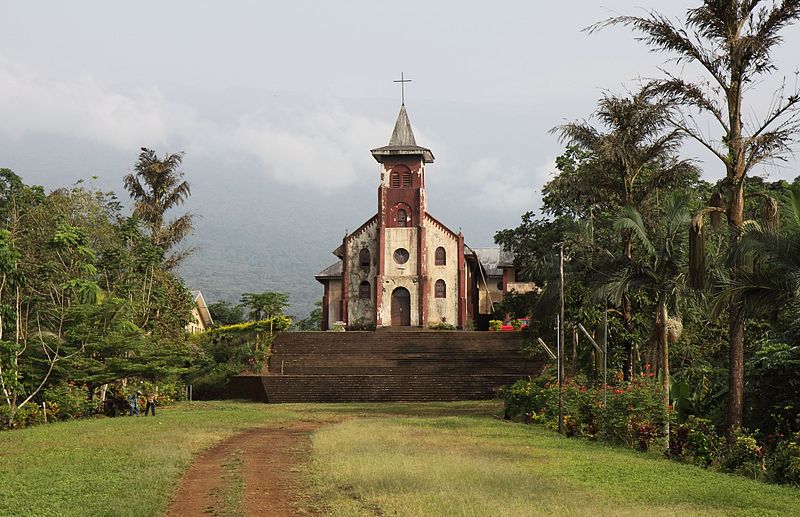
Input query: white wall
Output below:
<box><xmin>424</xmin><ymin>219</ymin><xmax>459</xmax><ymax>326</ymax></box>
<box><xmin>345</xmin><ymin>219</ymin><xmax>378</xmax><ymax>327</ymax></box>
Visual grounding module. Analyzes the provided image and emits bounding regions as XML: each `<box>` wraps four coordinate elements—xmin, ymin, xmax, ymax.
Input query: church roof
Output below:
<box><xmin>371</xmin><ymin>105</ymin><xmax>434</xmax><ymax>163</ymax></box>
<box><xmin>315</xmin><ymin>261</ymin><xmax>343</xmax><ymax>282</ymax></box>
<box><xmin>469</xmin><ymin>247</ymin><xmax>515</xmax><ymax>277</ymax></box>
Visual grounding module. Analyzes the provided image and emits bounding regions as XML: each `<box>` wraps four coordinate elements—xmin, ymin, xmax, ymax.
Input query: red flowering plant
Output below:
<box><xmin>501</xmin><ymin>373</ymin><xmax>669</xmax><ymax>452</ymax></box>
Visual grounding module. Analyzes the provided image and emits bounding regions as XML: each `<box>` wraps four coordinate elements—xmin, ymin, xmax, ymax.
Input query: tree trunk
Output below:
<box><xmin>726</xmin><ymin>179</ymin><xmax>745</xmax><ymax>436</ymax></box>
<box><xmin>727</xmin><ymin>306</ymin><xmax>745</xmax><ymax>435</ymax></box>
<box><xmin>622</xmin><ymin>227</ymin><xmax>635</xmax><ymax>381</ymax></box>
<box><xmin>623</xmin><ymin>294</ymin><xmax>634</xmax><ymax>381</ymax></box>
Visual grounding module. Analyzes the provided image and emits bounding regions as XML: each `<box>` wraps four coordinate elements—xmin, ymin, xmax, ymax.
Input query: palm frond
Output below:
<box><xmin>614</xmin><ymin>207</ymin><xmax>655</xmax><ymax>255</ymax></box>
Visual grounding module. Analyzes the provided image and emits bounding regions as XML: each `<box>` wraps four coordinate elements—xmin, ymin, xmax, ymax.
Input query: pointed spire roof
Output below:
<box><xmin>389</xmin><ymin>105</ymin><xmax>417</xmax><ymax>146</ymax></box>
<box><xmin>371</xmin><ymin>105</ymin><xmax>434</xmax><ymax>163</ymax></box>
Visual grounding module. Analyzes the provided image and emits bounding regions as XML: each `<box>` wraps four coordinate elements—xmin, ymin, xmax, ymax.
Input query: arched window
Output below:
<box><xmin>397</xmin><ymin>209</ymin><xmax>408</xmax><ymax>227</ymax></box>
<box><xmin>434</xmin><ymin>279</ymin><xmax>446</xmax><ymax>298</ymax></box>
<box><xmin>390</xmin><ymin>171</ymin><xmax>401</xmax><ymax>188</ymax></box>
<box><xmin>435</xmin><ymin>247</ymin><xmax>446</xmax><ymax>266</ymax></box>
<box><xmin>401</xmin><ymin>171</ymin><xmax>412</xmax><ymax>188</ymax></box>
<box><xmin>359</xmin><ymin>281</ymin><xmax>371</xmax><ymax>300</ymax></box>
<box><xmin>359</xmin><ymin>248</ymin><xmax>370</xmax><ymax>267</ymax></box>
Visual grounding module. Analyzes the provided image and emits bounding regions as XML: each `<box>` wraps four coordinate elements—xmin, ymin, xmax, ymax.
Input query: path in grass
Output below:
<box><xmin>4</xmin><ymin>401</ymin><xmax>800</xmax><ymax>516</ymax></box>
<box><xmin>167</xmin><ymin>421</ymin><xmax>320</xmax><ymax>516</ymax></box>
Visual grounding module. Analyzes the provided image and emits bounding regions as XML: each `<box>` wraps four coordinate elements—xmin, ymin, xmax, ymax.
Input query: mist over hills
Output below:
<box><xmin>0</xmin><ymin>99</ymin><xmax>541</xmax><ymax>320</ymax></box>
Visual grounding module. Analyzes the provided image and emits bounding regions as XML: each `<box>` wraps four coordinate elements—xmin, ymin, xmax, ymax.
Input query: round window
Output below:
<box><xmin>393</xmin><ymin>248</ymin><xmax>410</xmax><ymax>264</ymax></box>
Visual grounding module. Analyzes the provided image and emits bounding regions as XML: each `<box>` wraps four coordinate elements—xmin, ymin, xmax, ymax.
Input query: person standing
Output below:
<box><xmin>144</xmin><ymin>391</ymin><xmax>157</xmax><ymax>416</ymax></box>
<box><xmin>128</xmin><ymin>391</ymin><xmax>141</xmax><ymax>417</ymax></box>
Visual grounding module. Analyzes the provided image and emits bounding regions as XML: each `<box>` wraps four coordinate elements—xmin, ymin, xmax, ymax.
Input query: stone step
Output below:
<box><xmin>220</xmin><ymin>331</ymin><xmax>546</xmax><ymax>403</ymax></box>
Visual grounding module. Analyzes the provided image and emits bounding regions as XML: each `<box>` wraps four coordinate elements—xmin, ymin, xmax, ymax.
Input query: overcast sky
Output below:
<box><xmin>2</xmin><ymin>1</ymin><xmax>800</xmax><ymax>309</ymax></box>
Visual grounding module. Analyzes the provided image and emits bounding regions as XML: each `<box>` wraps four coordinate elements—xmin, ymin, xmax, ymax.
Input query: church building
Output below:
<box><xmin>316</xmin><ymin>104</ymin><xmax>532</xmax><ymax>330</ymax></box>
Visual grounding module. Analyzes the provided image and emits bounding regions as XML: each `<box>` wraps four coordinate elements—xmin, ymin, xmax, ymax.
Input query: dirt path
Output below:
<box><xmin>167</xmin><ymin>421</ymin><xmax>321</xmax><ymax>516</ymax></box>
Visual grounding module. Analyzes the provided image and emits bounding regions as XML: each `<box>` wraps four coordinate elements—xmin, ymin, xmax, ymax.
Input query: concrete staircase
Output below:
<box><xmin>226</xmin><ymin>331</ymin><xmax>545</xmax><ymax>403</ymax></box>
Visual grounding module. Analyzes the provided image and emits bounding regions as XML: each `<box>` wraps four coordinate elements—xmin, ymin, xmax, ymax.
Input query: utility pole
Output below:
<box><xmin>558</xmin><ymin>244</ymin><xmax>565</xmax><ymax>434</ymax></box>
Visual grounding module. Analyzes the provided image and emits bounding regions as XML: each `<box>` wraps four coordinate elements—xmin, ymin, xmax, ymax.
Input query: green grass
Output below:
<box><xmin>308</xmin><ymin>410</ymin><xmax>800</xmax><ymax>516</ymax></box>
<box><xmin>1</xmin><ymin>401</ymin><xmax>799</xmax><ymax>516</ymax></box>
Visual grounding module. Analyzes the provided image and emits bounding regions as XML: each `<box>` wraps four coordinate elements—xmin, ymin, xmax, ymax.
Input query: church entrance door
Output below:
<box><xmin>391</xmin><ymin>287</ymin><xmax>411</xmax><ymax>326</ymax></box>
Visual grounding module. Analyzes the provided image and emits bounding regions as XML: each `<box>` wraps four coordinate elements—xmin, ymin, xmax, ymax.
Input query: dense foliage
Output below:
<box><xmin>188</xmin><ymin>316</ymin><xmax>291</xmax><ymax>398</ymax></box>
<box><xmin>0</xmin><ymin>156</ymin><xmax>196</xmax><ymax>429</ymax></box>
<box><xmin>496</xmin><ymin>0</ymin><xmax>800</xmax><ymax>489</ymax></box>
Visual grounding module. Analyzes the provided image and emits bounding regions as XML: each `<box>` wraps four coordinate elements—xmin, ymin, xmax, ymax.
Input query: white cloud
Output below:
<box><xmin>231</xmin><ymin>105</ymin><xmax>391</xmax><ymax>188</ymax></box>
<box><xmin>0</xmin><ymin>55</ymin><xmax>391</xmax><ymax>190</ymax></box>
<box><xmin>431</xmin><ymin>156</ymin><xmax>553</xmax><ymax>215</ymax></box>
<box><xmin>0</xmin><ymin>55</ymin><xmax>193</xmax><ymax>149</ymax></box>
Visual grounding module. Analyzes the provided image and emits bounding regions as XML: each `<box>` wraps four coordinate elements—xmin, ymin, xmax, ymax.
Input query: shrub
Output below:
<box><xmin>188</xmin><ymin>318</ymin><xmax>284</xmax><ymax>398</ymax></box>
<box><xmin>489</xmin><ymin>320</ymin><xmax>503</xmax><ymax>331</ymax></box>
<box><xmin>43</xmin><ymin>384</ymin><xmax>98</xmax><ymax>421</ymax></box>
<box><xmin>670</xmin><ymin>416</ymin><xmax>723</xmax><ymax>467</ymax></box>
<box><xmin>721</xmin><ymin>428</ymin><xmax>766</xmax><ymax>480</ymax></box>
<box><xmin>766</xmin><ymin>432</ymin><xmax>800</xmax><ymax>486</ymax></box>
<box><xmin>0</xmin><ymin>404</ymin><xmax>47</xmax><ymax>430</ymax></box>
<box><xmin>430</xmin><ymin>322</ymin><xmax>456</xmax><ymax>331</ymax></box>
<box><xmin>500</xmin><ymin>377</ymin><xmax>668</xmax><ymax>452</ymax></box>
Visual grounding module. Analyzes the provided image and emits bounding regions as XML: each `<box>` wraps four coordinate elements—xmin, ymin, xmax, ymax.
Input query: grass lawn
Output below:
<box><xmin>1</xmin><ymin>400</ymin><xmax>798</xmax><ymax>516</ymax></box>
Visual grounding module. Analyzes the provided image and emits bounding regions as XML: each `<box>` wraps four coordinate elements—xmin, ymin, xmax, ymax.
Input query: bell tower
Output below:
<box><xmin>370</xmin><ymin>105</ymin><xmax>434</xmax><ymax>327</ymax></box>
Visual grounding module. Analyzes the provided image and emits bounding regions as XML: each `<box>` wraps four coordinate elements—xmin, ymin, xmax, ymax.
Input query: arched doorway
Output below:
<box><xmin>391</xmin><ymin>287</ymin><xmax>411</xmax><ymax>326</ymax></box>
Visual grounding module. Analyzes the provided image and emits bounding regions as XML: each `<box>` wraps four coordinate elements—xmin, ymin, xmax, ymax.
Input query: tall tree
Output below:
<box><xmin>207</xmin><ymin>301</ymin><xmax>244</xmax><ymax>326</ymax></box>
<box><xmin>607</xmin><ymin>193</ymin><xmax>693</xmax><ymax>451</ymax></box>
<box><xmin>123</xmin><ymin>148</ymin><xmax>193</xmax><ymax>267</ymax></box>
<box><xmin>240</xmin><ymin>292</ymin><xmax>289</xmax><ymax>321</ymax></box>
<box><xmin>596</xmin><ymin>0</ymin><xmax>800</xmax><ymax>431</ymax></box>
<box><xmin>552</xmin><ymin>89</ymin><xmax>698</xmax><ymax>379</ymax></box>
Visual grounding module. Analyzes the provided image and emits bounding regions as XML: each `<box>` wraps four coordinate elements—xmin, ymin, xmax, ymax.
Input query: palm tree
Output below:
<box><xmin>605</xmin><ymin>192</ymin><xmax>692</xmax><ymax>452</ymax></box>
<box><xmin>123</xmin><ymin>148</ymin><xmax>193</xmax><ymax>266</ymax></box>
<box><xmin>719</xmin><ymin>184</ymin><xmax>800</xmax><ymax>320</ymax></box>
<box><xmin>595</xmin><ymin>0</ymin><xmax>800</xmax><ymax>433</ymax></box>
<box><xmin>553</xmin><ymin>88</ymin><xmax>697</xmax><ymax>380</ymax></box>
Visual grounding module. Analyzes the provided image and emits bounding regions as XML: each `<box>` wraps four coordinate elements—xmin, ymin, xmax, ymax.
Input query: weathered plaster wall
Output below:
<box><xmin>477</xmin><ymin>274</ymin><xmax>504</xmax><ymax>315</ymax></box>
<box><xmin>424</xmin><ymin>219</ymin><xmax>459</xmax><ymax>326</ymax></box>
<box><xmin>379</xmin><ymin>227</ymin><xmax>419</xmax><ymax>326</ymax></box>
<box><xmin>345</xmin><ymin>220</ymin><xmax>378</xmax><ymax>327</ymax></box>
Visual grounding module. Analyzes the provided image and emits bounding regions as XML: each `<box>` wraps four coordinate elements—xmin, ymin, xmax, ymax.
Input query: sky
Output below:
<box><xmin>2</xmin><ymin>1</ymin><xmax>800</xmax><ymax>314</ymax></box>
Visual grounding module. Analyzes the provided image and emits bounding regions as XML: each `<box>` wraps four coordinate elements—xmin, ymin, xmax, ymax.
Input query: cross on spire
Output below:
<box><xmin>393</xmin><ymin>72</ymin><xmax>412</xmax><ymax>105</ymax></box>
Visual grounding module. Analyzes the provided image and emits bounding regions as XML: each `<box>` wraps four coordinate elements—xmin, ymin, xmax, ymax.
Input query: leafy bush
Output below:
<box><xmin>188</xmin><ymin>316</ymin><xmax>287</xmax><ymax>398</ymax></box>
<box><xmin>489</xmin><ymin>320</ymin><xmax>503</xmax><ymax>331</ymax></box>
<box><xmin>430</xmin><ymin>322</ymin><xmax>456</xmax><ymax>331</ymax></box>
<box><xmin>501</xmin><ymin>376</ymin><xmax>668</xmax><ymax>451</ymax></box>
<box><xmin>766</xmin><ymin>432</ymin><xmax>800</xmax><ymax>486</ymax></box>
<box><xmin>0</xmin><ymin>404</ymin><xmax>46</xmax><ymax>430</ymax></box>
<box><xmin>721</xmin><ymin>428</ymin><xmax>766</xmax><ymax>480</ymax></box>
<box><xmin>206</xmin><ymin>316</ymin><xmax>292</xmax><ymax>335</ymax></box>
<box><xmin>43</xmin><ymin>384</ymin><xmax>98</xmax><ymax>421</ymax></box>
<box><xmin>670</xmin><ymin>416</ymin><xmax>724</xmax><ymax>467</ymax></box>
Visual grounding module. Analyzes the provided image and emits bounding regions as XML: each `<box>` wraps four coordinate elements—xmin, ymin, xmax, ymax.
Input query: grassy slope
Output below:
<box><xmin>0</xmin><ymin>403</ymin><xmax>296</xmax><ymax>517</ymax></box>
<box><xmin>310</xmin><ymin>414</ymin><xmax>800</xmax><ymax>516</ymax></box>
<box><xmin>2</xmin><ymin>401</ymin><xmax>799</xmax><ymax>516</ymax></box>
